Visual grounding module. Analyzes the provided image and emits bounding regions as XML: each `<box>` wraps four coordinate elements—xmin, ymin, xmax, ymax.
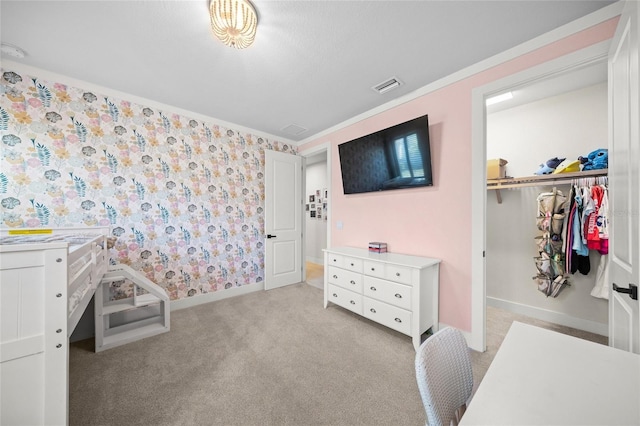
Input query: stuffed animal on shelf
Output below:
<box><xmin>552</xmin><ymin>159</ymin><xmax>581</xmax><ymax>174</ymax></box>
<box><xmin>579</xmin><ymin>149</ymin><xmax>608</xmax><ymax>171</ymax></box>
<box><xmin>534</xmin><ymin>157</ymin><xmax>565</xmax><ymax>175</ymax></box>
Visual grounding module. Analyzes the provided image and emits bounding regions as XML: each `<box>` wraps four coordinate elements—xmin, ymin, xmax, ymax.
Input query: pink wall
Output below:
<box><xmin>299</xmin><ymin>18</ymin><xmax>618</xmax><ymax>331</ymax></box>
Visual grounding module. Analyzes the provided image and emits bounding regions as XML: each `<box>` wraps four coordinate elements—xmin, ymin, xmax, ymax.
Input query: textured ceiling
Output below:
<box><xmin>1</xmin><ymin>0</ymin><xmax>617</xmax><ymax>143</ymax></box>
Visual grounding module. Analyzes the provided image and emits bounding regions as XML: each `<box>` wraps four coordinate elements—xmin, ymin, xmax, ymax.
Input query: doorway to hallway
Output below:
<box><xmin>305</xmin><ymin>261</ymin><xmax>324</xmax><ymax>289</ymax></box>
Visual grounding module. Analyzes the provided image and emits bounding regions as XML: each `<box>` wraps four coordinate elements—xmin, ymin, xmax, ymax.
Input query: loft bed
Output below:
<box><xmin>0</xmin><ymin>226</ymin><xmax>110</xmax><ymax>425</ymax></box>
<box><xmin>487</xmin><ymin>169</ymin><xmax>608</xmax><ymax>203</ymax></box>
<box><xmin>0</xmin><ymin>227</ymin><xmax>110</xmax><ymax>337</ymax></box>
<box><xmin>0</xmin><ymin>226</ymin><xmax>170</xmax><ymax>425</ymax></box>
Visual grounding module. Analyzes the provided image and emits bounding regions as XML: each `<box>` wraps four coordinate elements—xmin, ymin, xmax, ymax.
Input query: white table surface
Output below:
<box><xmin>461</xmin><ymin>321</ymin><xmax>640</xmax><ymax>425</ymax></box>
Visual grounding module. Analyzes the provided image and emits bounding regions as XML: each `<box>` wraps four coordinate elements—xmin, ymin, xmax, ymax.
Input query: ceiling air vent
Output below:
<box><xmin>281</xmin><ymin>124</ymin><xmax>308</xmax><ymax>136</ymax></box>
<box><xmin>372</xmin><ymin>77</ymin><xmax>402</xmax><ymax>94</ymax></box>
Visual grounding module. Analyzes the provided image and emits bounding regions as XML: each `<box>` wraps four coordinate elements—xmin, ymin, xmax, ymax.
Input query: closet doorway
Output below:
<box><xmin>485</xmin><ymin>61</ymin><xmax>609</xmax><ymax>346</ymax></box>
<box><xmin>301</xmin><ymin>144</ymin><xmax>331</xmax><ymax>290</ymax></box>
<box><xmin>470</xmin><ymin>42</ymin><xmax>611</xmax><ymax>352</ymax></box>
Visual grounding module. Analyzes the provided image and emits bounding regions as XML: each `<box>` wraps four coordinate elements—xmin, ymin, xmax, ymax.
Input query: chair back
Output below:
<box><xmin>415</xmin><ymin>327</ymin><xmax>473</xmax><ymax>426</ymax></box>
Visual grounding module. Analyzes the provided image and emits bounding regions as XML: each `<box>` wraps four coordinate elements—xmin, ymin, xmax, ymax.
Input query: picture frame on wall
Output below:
<box><xmin>310</xmin><ymin>210</ymin><xmax>316</xmax><ymax>218</ymax></box>
<box><xmin>305</xmin><ymin>204</ymin><xmax>309</xmax><ymax>211</ymax></box>
<box><xmin>316</xmin><ymin>189</ymin><xmax>321</xmax><ymax>197</ymax></box>
<box><xmin>309</xmin><ymin>195</ymin><xmax>315</xmax><ymax>203</ymax></box>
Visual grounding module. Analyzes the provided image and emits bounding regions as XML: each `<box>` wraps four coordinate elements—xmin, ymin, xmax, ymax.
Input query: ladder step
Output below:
<box><xmin>101</xmin><ymin>297</ymin><xmax>160</xmax><ymax>315</ymax></box>
<box><xmin>95</xmin><ymin>263</ymin><xmax>170</xmax><ymax>352</ymax></box>
<box><xmin>98</xmin><ymin>321</ymin><xmax>169</xmax><ymax>352</ymax></box>
<box><xmin>100</xmin><ymin>274</ymin><xmax>127</xmax><ymax>284</ymax></box>
<box><xmin>135</xmin><ymin>293</ymin><xmax>160</xmax><ymax>306</ymax></box>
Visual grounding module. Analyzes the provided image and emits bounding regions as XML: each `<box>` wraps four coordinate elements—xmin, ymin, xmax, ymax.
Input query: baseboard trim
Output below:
<box><xmin>305</xmin><ymin>256</ymin><xmax>323</xmax><ymax>265</ymax></box>
<box><xmin>170</xmin><ymin>282</ymin><xmax>264</xmax><ymax>311</ymax></box>
<box><xmin>487</xmin><ymin>297</ymin><xmax>608</xmax><ymax>337</ymax></box>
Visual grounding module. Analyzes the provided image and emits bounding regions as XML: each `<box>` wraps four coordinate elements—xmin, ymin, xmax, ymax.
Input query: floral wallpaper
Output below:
<box><xmin>0</xmin><ymin>68</ymin><xmax>296</xmax><ymax>301</ymax></box>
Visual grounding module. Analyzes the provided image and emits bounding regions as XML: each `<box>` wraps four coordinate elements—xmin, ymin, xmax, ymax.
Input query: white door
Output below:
<box><xmin>264</xmin><ymin>149</ymin><xmax>303</xmax><ymax>290</ymax></box>
<box><xmin>608</xmin><ymin>0</ymin><xmax>640</xmax><ymax>354</ymax></box>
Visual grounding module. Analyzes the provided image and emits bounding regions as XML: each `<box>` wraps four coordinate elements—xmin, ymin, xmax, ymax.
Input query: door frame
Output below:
<box><xmin>469</xmin><ymin>42</ymin><xmax>611</xmax><ymax>352</ymax></box>
<box><xmin>299</xmin><ymin>142</ymin><xmax>332</xmax><ymax>281</ymax></box>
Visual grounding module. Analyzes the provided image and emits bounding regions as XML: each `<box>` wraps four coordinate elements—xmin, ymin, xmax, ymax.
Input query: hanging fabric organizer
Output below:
<box><xmin>531</xmin><ymin>175</ymin><xmax>609</xmax><ymax>298</ymax></box>
<box><xmin>533</xmin><ymin>187</ymin><xmax>570</xmax><ymax>297</ymax></box>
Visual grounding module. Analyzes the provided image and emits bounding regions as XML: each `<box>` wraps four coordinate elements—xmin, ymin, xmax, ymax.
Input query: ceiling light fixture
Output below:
<box><xmin>486</xmin><ymin>92</ymin><xmax>513</xmax><ymax>106</ymax></box>
<box><xmin>209</xmin><ymin>0</ymin><xmax>258</xmax><ymax>49</ymax></box>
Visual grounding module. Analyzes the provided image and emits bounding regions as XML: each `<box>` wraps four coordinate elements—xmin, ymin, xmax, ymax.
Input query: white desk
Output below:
<box><xmin>461</xmin><ymin>321</ymin><xmax>640</xmax><ymax>425</ymax></box>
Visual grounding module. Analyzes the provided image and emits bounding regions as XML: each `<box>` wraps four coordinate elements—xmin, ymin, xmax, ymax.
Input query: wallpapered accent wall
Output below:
<box><xmin>0</xmin><ymin>69</ymin><xmax>296</xmax><ymax>301</ymax></box>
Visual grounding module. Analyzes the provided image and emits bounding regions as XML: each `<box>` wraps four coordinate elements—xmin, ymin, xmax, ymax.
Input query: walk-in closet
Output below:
<box><xmin>485</xmin><ymin>61</ymin><xmax>609</xmax><ymax>337</ymax></box>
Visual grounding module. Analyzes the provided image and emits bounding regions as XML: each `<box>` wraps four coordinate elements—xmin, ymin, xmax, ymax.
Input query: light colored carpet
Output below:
<box><xmin>69</xmin><ymin>283</ymin><xmax>607</xmax><ymax>426</ymax></box>
<box><xmin>70</xmin><ymin>283</ymin><xmax>426</xmax><ymax>426</ymax></box>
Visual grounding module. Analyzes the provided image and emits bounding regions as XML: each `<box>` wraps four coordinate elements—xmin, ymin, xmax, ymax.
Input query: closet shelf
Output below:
<box><xmin>487</xmin><ymin>169</ymin><xmax>608</xmax><ymax>204</ymax></box>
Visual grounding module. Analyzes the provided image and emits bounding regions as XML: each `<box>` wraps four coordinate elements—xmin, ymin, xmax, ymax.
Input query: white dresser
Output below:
<box><xmin>323</xmin><ymin>247</ymin><xmax>441</xmax><ymax>350</ymax></box>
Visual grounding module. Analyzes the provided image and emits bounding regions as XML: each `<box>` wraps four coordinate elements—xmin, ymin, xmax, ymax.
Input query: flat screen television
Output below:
<box><xmin>338</xmin><ymin>114</ymin><xmax>433</xmax><ymax>194</ymax></box>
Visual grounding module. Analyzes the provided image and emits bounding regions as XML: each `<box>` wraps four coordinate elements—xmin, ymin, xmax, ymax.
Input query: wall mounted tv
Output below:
<box><xmin>338</xmin><ymin>114</ymin><xmax>433</xmax><ymax>194</ymax></box>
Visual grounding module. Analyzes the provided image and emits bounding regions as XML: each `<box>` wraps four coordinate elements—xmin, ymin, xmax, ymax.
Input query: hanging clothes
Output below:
<box><xmin>568</xmin><ymin>184</ymin><xmax>590</xmax><ymax>275</ymax></box>
<box><xmin>563</xmin><ymin>177</ymin><xmax>610</xmax><ymax>299</ymax></box>
<box><xmin>590</xmin><ymin>183</ymin><xmax>610</xmax><ymax>299</ymax></box>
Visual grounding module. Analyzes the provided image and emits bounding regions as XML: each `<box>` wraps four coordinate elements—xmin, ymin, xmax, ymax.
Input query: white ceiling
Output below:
<box><xmin>486</xmin><ymin>60</ymin><xmax>608</xmax><ymax>114</ymax></box>
<box><xmin>1</xmin><ymin>0</ymin><xmax>616</xmax><ymax>143</ymax></box>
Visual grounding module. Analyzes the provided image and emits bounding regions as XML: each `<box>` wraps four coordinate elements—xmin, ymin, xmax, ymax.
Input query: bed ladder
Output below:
<box><xmin>95</xmin><ymin>264</ymin><xmax>170</xmax><ymax>352</ymax></box>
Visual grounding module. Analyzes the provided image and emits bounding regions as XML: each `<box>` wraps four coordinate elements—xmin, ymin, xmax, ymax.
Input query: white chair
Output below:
<box><xmin>415</xmin><ymin>327</ymin><xmax>474</xmax><ymax>426</ymax></box>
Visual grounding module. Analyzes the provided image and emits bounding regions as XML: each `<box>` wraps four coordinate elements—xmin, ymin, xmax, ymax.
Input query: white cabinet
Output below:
<box><xmin>323</xmin><ymin>247</ymin><xmax>441</xmax><ymax>350</ymax></box>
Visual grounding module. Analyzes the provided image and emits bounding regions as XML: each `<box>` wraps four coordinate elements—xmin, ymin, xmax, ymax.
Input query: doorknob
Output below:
<box><xmin>612</xmin><ymin>283</ymin><xmax>638</xmax><ymax>300</ymax></box>
<box><xmin>266</xmin><ymin>234</ymin><xmax>277</xmax><ymax>239</ymax></box>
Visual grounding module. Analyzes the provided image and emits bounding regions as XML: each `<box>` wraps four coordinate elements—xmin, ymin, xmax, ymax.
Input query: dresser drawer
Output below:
<box><xmin>363</xmin><ymin>260</ymin><xmax>385</xmax><ymax>279</ymax></box>
<box><xmin>363</xmin><ymin>297</ymin><xmax>411</xmax><ymax>336</ymax></box>
<box><xmin>385</xmin><ymin>264</ymin><xmax>413</xmax><ymax>285</ymax></box>
<box><xmin>342</xmin><ymin>256</ymin><xmax>363</xmax><ymax>273</ymax></box>
<box><xmin>363</xmin><ymin>276</ymin><xmax>411</xmax><ymax>310</ymax></box>
<box><xmin>328</xmin><ymin>284</ymin><xmax>362</xmax><ymax>315</ymax></box>
<box><xmin>327</xmin><ymin>266</ymin><xmax>363</xmax><ymax>292</ymax></box>
<box><xmin>326</xmin><ymin>253</ymin><xmax>344</xmax><ymax>268</ymax></box>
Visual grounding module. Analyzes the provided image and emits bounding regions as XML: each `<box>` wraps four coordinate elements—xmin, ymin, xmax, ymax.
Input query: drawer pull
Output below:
<box><xmin>350</xmin><ymin>300</ymin><xmax>356</xmax><ymax>305</ymax></box>
<box><xmin>396</xmin><ymin>272</ymin><xmax>401</xmax><ymax>277</ymax></box>
<box><xmin>370</xmin><ymin>267</ymin><xmax>376</xmax><ymax>271</ymax></box>
<box><xmin>333</xmin><ymin>274</ymin><xmax>338</xmax><ymax>279</ymax></box>
<box><xmin>370</xmin><ymin>308</ymin><xmax>376</xmax><ymax>314</ymax></box>
<box><xmin>350</xmin><ymin>280</ymin><xmax>356</xmax><ymax>285</ymax></box>
<box><xmin>332</xmin><ymin>293</ymin><xmax>338</xmax><ymax>297</ymax></box>
<box><xmin>394</xmin><ymin>293</ymin><xmax>402</xmax><ymax>299</ymax></box>
<box><xmin>350</xmin><ymin>262</ymin><xmax>354</xmax><ymax>266</ymax></box>
<box><xmin>394</xmin><ymin>318</ymin><xmax>402</xmax><ymax>323</ymax></box>
<box><xmin>370</xmin><ymin>286</ymin><xmax>377</xmax><ymax>291</ymax></box>
<box><xmin>333</xmin><ymin>258</ymin><xmax>337</xmax><ymax>262</ymax></box>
